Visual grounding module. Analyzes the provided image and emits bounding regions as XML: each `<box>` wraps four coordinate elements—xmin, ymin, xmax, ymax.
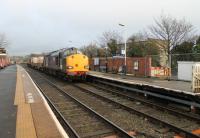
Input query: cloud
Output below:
<box><xmin>0</xmin><ymin>0</ymin><xmax>199</xmax><ymax>55</ymax></box>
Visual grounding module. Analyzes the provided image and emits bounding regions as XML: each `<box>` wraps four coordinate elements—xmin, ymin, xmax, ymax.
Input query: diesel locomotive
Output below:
<box><xmin>29</xmin><ymin>47</ymin><xmax>89</xmax><ymax>79</ymax></box>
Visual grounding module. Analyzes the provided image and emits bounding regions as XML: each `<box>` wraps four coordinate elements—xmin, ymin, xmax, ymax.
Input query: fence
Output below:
<box><xmin>148</xmin><ymin>53</ymin><xmax>200</xmax><ymax>80</ymax></box>
<box><xmin>192</xmin><ymin>63</ymin><xmax>200</xmax><ymax>93</ymax></box>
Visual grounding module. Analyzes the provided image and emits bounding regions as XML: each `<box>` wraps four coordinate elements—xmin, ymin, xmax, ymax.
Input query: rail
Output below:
<box><xmin>87</xmin><ymin>76</ymin><xmax>200</xmax><ymax>108</ymax></box>
<box><xmin>89</xmin><ymin>82</ymin><xmax>200</xmax><ymax>122</ymax></box>
<box><xmin>32</xmin><ymin>78</ymin><xmax>80</xmax><ymax>138</ymax></box>
<box><xmin>74</xmin><ymin>83</ymin><xmax>200</xmax><ymax>138</ymax></box>
<box><xmin>39</xmin><ymin>76</ymin><xmax>135</xmax><ymax>138</ymax></box>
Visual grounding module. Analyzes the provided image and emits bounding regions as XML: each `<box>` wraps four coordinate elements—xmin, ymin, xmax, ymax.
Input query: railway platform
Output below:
<box><xmin>0</xmin><ymin>65</ymin><xmax>17</xmax><ymax>138</ymax></box>
<box><xmin>88</xmin><ymin>71</ymin><xmax>195</xmax><ymax>95</ymax></box>
<box><xmin>0</xmin><ymin>65</ymin><xmax>68</xmax><ymax>138</ymax></box>
<box><xmin>88</xmin><ymin>71</ymin><xmax>200</xmax><ymax>112</ymax></box>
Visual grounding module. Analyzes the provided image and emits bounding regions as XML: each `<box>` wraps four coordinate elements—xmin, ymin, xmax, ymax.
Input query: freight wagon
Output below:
<box><xmin>28</xmin><ymin>54</ymin><xmax>44</xmax><ymax>70</ymax></box>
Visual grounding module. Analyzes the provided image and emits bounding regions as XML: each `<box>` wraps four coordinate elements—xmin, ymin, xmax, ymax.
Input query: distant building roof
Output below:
<box><xmin>30</xmin><ymin>53</ymin><xmax>44</xmax><ymax>57</ymax></box>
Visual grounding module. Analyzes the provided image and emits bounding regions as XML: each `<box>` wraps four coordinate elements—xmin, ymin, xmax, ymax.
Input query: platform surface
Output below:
<box><xmin>88</xmin><ymin>71</ymin><xmax>195</xmax><ymax>95</ymax></box>
<box><xmin>1</xmin><ymin>65</ymin><xmax>67</xmax><ymax>138</ymax></box>
<box><xmin>15</xmin><ymin>65</ymin><xmax>65</xmax><ymax>138</ymax></box>
<box><xmin>0</xmin><ymin>65</ymin><xmax>17</xmax><ymax>138</ymax></box>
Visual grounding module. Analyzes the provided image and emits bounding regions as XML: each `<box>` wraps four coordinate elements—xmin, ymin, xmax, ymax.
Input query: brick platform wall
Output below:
<box><xmin>89</xmin><ymin>57</ymin><xmax>151</xmax><ymax>77</ymax></box>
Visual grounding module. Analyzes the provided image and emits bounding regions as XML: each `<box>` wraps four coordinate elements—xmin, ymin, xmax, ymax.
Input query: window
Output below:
<box><xmin>63</xmin><ymin>48</ymin><xmax>82</xmax><ymax>56</ymax></box>
<box><xmin>134</xmin><ymin>60</ymin><xmax>139</xmax><ymax>70</ymax></box>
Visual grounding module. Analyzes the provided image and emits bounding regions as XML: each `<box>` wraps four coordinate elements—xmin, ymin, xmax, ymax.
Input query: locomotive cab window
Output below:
<box><xmin>65</xmin><ymin>48</ymin><xmax>80</xmax><ymax>56</ymax></box>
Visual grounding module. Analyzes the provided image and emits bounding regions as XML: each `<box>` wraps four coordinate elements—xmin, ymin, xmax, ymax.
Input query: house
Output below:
<box><xmin>118</xmin><ymin>38</ymin><xmax>168</xmax><ymax>67</ymax></box>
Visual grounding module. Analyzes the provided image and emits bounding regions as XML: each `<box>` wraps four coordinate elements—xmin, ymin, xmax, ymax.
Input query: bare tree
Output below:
<box><xmin>148</xmin><ymin>14</ymin><xmax>194</xmax><ymax>67</ymax></box>
<box><xmin>98</xmin><ymin>30</ymin><xmax>123</xmax><ymax>56</ymax></box>
<box><xmin>0</xmin><ymin>33</ymin><xmax>9</xmax><ymax>48</ymax></box>
<box><xmin>80</xmin><ymin>43</ymin><xmax>99</xmax><ymax>58</ymax></box>
<box><xmin>98</xmin><ymin>30</ymin><xmax>123</xmax><ymax>47</ymax></box>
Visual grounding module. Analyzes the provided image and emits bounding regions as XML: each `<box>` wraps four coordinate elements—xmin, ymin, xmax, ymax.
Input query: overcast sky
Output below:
<box><xmin>0</xmin><ymin>0</ymin><xmax>199</xmax><ymax>56</ymax></box>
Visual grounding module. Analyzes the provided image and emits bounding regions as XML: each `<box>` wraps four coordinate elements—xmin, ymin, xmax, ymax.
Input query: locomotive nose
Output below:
<box><xmin>66</xmin><ymin>53</ymin><xmax>89</xmax><ymax>73</ymax></box>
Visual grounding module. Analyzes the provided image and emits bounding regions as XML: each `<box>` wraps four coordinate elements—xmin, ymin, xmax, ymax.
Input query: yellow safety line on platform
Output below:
<box><xmin>14</xmin><ymin>66</ymin><xmax>37</xmax><ymax>138</ymax></box>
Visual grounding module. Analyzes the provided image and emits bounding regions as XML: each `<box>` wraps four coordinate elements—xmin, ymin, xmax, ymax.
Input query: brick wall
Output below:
<box><xmin>89</xmin><ymin>57</ymin><xmax>151</xmax><ymax>77</ymax></box>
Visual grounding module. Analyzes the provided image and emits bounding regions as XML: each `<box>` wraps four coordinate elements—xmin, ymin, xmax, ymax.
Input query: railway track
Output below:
<box><xmin>28</xmin><ymin>69</ymin><xmax>135</xmax><ymax>138</ymax></box>
<box><xmin>87</xmin><ymin>81</ymin><xmax>200</xmax><ymax>121</ymax></box>
<box><xmin>73</xmin><ymin>83</ymin><xmax>200</xmax><ymax>138</ymax></box>
<box><xmin>87</xmin><ymin>76</ymin><xmax>200</xmax><ymax>110</ymax></box>
<box><xmin>26</xmin><ymin>67</ymin><xmax>200</xmax><ymax>138</ymax></box>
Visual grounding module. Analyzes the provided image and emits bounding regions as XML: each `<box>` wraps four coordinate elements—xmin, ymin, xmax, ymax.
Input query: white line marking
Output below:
<box><xmin>27</xmin><ymin>93</ymin><xmax>34</xmax><ymax>103</ymax></box>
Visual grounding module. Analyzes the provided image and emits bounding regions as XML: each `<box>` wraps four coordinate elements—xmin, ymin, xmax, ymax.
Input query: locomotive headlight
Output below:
<box><xmin>84</xmin><ymin>65</ymin><xmax>89</xmax><ymax>69</ymax></box>
<box><xmin>67</xmin><ymin>66</ymin><xmax>73</xmax><ymax>69</ymax></box>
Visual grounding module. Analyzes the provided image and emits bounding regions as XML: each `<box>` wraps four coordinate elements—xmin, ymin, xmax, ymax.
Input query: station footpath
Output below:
<box><xmin>88</xmin><ymin>71</ymin><xmax>198</xmax><ymax>95</ymax></box>
<box><xmin>0</xmin><ymin>65</ymin><xmax>17</xmax><ymax>138</ymax></box>
<box><xmin>14</xmin><ymin>65</ymin><xmax>68</xmax><ymax>138</ymax></box>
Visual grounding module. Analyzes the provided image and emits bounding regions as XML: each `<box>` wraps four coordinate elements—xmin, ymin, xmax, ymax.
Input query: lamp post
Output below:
<box><xmin>119</xmin><ymin>23</ymin><xmax>127</xmax><ymax>75</ymax></box>
<box><xmin>105</xmin><ymin>46</ymin><xmax>108</xmax><ymax>73</ymax></box>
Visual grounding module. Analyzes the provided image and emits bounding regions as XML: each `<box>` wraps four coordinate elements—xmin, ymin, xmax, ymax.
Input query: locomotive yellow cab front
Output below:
<box><xmin>66</xmin><ymin>53</ymin><xmax>89</xmax><ymax>76</ymax></box>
